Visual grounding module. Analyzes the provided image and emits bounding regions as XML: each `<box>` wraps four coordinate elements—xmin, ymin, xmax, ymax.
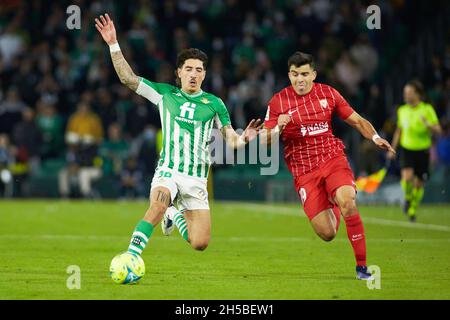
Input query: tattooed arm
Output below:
<box><xmin>95</xmin><ymin>13</ymin><xmax>140</xmax><ymax>91</ymax></box>
<box><xmin>110</xmin><ymin>51</ymin><xmax>140</xmax><ymax>91</ymax></box>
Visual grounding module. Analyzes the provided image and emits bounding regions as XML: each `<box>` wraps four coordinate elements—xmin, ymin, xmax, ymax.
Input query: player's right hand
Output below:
<box><xmin>277</xmin><ymin>114</ymin><xmax>291</xmax><ymax>130</ymax></box>
<box><xmin>387</xmin><ymin>150</ymin><xmax>396</xmax><ymax>160</ymax></box>
<box><xmin>95</xmin><ymin>13</ymin><xmax>117</xmax><ymax>45</ymax></box>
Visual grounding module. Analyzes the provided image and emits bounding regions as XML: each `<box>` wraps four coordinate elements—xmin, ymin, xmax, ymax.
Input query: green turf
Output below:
<box><xmin>0</xmin><ymin>200</ymin><xmax>449</xmax><ymax>299</ymax></box>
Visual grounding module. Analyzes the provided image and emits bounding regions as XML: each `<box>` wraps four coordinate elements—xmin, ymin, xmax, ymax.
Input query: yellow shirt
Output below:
<box><xmin>67</xmin><ymin>112</ymin><xmax>104</xmax><ymax>140</ymax></box>
<box><xmin>397</xmin><ymin>102</ymin><xmax>438</xmax><ymax>151</ymax></box>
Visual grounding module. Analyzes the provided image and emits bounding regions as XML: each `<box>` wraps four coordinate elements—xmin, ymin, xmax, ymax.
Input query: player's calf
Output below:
<box><xmin>311</xmin><ymin>210</ymin><xmax>337</xmax><ymax>242</ymax></box>
<box><xmin>143</xmin><ymin>202</ymin><xmax>168</xmax><ymax>225</ymax></box>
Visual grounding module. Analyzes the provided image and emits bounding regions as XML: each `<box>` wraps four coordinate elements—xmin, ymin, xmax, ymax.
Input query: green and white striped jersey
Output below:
<box><xmin>136</xmin><ymin>77</ymin><xmax>231</xmax><ymax>178</ymax></box>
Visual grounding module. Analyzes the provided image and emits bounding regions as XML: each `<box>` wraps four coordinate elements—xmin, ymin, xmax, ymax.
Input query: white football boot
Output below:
<box><xmin>161</xmin><ymin>205</ymin><xmax>177</xmax><ymax>236</ymax></box>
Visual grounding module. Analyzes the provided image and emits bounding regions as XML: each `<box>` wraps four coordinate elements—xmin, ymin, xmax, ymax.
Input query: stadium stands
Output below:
<box><xmin>0</xmin><ymin>0</ymin><xmax>448</xmax><ymax>201</ymax></box>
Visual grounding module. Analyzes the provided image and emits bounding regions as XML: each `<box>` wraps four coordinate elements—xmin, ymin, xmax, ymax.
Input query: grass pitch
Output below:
<box><xmin>0</xmin><ymin>200</ymin><xmax>449</xmax><ymax>299</ymax></box>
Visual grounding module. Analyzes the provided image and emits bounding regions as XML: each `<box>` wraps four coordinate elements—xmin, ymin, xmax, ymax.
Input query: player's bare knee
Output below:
<box><xmin>319</xmin><ymin>229</ymin><xmax>336</xmax><ymax>242</ymax></box>
<box><xmin>339</xmin><ymin>199</ymin><xmax>357</xmax><ymax>217</ymax></box>
<box><xmin>191</xmin><ymin>240</ymin><xmax>209</xmax><ymax>251</ymax></box>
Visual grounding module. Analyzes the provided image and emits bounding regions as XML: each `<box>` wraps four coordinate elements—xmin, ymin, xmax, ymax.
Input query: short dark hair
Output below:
<box><xmin>175</xmin><ymin>48</ymin><xmax>208</xmax><ymax>86</ymax></box>
<box><xmin>406</xmin><ymin>79</ymin><xmax>425</xmax><ymax>100</ymax></box>
<box><xmin>287</xmin><ymin>52</ymin><xmax>315</xmax><ymax>70</ymax></box>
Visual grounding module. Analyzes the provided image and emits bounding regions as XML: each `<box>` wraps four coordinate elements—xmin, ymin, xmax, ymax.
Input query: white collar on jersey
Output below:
<box><xmin>180</xmin><ymin>89</ymin><xmax>204</xmax><ymax>98</ymax></box>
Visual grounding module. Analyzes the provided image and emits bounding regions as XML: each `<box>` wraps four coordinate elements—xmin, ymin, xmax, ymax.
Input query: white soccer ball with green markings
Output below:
<box><xmin>109</xmin><ymin>252</ymin><xmax>145</xmax><ymax>284</ymax></box>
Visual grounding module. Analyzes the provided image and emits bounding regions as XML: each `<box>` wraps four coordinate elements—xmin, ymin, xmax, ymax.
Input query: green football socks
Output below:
<box><xmin>401</xmin><ymin>179</ymin><xmax>413</xmax><ymax>202</ymax></box>
<box><xmin>128</xmin><ymin>220</ymin><xmax>154</xmax><ymax>256</ymax></box>
<box><xmin>173</xmin><ymin>211</ymin><xmax>189</xmax><ymax>241</ymax></box>
<box><xmin>408</xmin><ymin>186</ymin><xmax>424</xmax><ymax>216</ymax></box>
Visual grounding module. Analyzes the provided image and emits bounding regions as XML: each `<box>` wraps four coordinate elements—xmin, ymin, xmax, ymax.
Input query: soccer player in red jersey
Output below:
<box><xmin>263</xmin><ymin>52</ymin><xmax>395</xmax><ymax>280</ymax></box>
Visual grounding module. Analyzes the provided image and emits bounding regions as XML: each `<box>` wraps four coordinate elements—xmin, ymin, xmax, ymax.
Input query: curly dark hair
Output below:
<box><xmin>175</xmin><ymin>48</ymin><xmax>208</xmax><ymax>87</ymax></box>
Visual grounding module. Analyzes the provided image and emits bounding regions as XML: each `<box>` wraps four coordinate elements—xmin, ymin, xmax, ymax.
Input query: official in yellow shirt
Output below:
<box><xmin>388</xmin><ymin>80</ymin><xmax>442</xmax><ymax>221</ymax></box>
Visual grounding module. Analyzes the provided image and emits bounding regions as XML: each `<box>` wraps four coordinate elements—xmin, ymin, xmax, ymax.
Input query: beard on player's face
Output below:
<box><xmin>178</xmin><ymin>59</ymin><xmax>206</xmax><ymax>93</ymax></box>
<box><xmin>179</xmin><ymin>74</ymin><xmax>204</xmax><ymax>93</ymax></box>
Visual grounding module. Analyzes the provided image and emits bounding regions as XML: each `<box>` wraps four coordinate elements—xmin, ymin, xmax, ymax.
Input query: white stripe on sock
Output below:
<box><xmin>179</xmin><ymin>225</ymin><xmax>187</xmax><ymax>234</ymax></box>
<box><xmin>128</xmin><ymin>245</ymin><xmax>142</xmax><ymax>254</ymax></box>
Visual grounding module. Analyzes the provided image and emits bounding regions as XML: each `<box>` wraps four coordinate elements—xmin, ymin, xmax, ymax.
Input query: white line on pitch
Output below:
<box><xmin>222</xmin><ymin>203</ymin><xmax>450</xmax><ymax>233</ymax></box>
<box><xmin>0</xmin><ymin>235</ymin><xmax>449</xmax><ymax>243</ymax></box>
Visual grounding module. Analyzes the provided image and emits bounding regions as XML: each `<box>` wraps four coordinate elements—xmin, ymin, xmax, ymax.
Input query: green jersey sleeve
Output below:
<box><xmin>214</xmin><ymin>98</ymin><xmax>231</xmax><ymax>129</ymax></box>
<box><xmin>135</xmin><ymin>77</ymin><xmax>175</xmax><ymax>105</ymax></box>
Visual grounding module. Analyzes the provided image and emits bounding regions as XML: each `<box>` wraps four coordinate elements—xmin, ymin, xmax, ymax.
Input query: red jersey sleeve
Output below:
<box><xmin>264</xmin><ymin>95</ymin><xmax>281</xmax><ymax>129</ymax></box>
<box><xmin>332</xmin><ymin>87</ymin><xmax>354</xmax><ymax>120</ymax></box>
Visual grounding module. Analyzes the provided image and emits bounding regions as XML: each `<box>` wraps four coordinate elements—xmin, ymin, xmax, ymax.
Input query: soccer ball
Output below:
<box><xmin>109</xmin><ymin>252</ymin><xmax>145</xmax><ymax>284</ymax></box>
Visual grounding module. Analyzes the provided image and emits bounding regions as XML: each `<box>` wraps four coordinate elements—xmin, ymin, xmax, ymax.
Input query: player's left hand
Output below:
<box><xmin>420</xmin><ymin>115</ymin><xmax>432</xmax><ymax>128</ymax></box>
<box><xmin>373</xmin><ymin>137</ymin><xmax>396</xmax><ymax>154</ymax></box>
<box><xmin>242</xmin><ymin>119</ymin><xmax>263</xmax><ymax>143</ymax></box>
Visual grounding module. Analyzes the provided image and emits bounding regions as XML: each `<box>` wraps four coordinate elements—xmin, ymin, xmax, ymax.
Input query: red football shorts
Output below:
<box><xmin>293</xmin><ymin>155</ymin><xmax>356</xmax><ymax>220</ymax></box>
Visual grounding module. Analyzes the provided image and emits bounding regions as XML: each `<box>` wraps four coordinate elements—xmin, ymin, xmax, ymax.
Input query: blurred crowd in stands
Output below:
<box><xmin>0</xmin><ymin>0</ymin><xmax>449</xmax><ymax>198</ymax></box>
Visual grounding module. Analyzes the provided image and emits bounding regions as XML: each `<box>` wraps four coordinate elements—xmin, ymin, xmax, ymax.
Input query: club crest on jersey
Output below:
<box><xmin>201</xmin><ymin>97</ymin><xmax>210</xmax><ymax>104</ymax></box>
<box><xmin>300</xmin><ymin>122</ymin><xmax>329</xmax><ymax>136</ymax></box>
<box><xmin>319</xmin><ymin>99</ymin><xmax>328</xmax><ymax>108</ymax></box>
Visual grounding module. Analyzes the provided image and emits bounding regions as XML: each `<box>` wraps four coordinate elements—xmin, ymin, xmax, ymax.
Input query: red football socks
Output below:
<box><xmin>343</xmin><ymin>213</ymin><xmax>367</xmax><ymax>266</ymax></box>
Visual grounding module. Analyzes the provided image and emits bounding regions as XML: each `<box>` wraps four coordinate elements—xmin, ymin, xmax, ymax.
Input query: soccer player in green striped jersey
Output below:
<box><xmin>95</xmin><ymin>14</ymin><xmax>262</xmax><ymax>257</ymax></box>
<box><xmin>388</xmin><ymin>80</ymin><xmax>442</xmax><ymax>221</ymax></box>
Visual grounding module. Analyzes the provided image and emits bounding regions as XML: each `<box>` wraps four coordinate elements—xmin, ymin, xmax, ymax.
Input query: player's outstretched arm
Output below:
<box><xmin>95</xmin><ymin>14</ymin><xmax>139</xmax><ymax>91</ymax></box>
<box><xmin>259</xmin><ymin>114</ymin><xmax>290</xmax><ymax>145</ymax></box>
<box><xmin>387</xmin><ymin>127</ymin><xmax>401</xmax><ymax>159</ymax></box>
<box><xmin>345</xmin><ymin>111</ymin><xmax>396</xmax><ymax>153</ymax></box>
<box><xmin>220</xmin><ymin>119</ymin><xmax>263</xmax><ymax>149</ymax></box>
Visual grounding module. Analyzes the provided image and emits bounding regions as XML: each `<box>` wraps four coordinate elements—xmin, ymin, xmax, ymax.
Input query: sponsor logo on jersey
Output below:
<box><xmin>319</xmin><ymin>99</ymin><xmax>328</xmax><ymax>108</ymax></box>
<box><xmin>180</xmin><ymin>102</ymin><xmax>196</xmax><ymax>120</ymax></box>
<box><xmin>300</xmin><ymin>122</ymin><xmax>329</xmax><ymax>136</ymax></box>
<box><xmin>175</xmin><ymin>116</ymin><xmax>195</xmax><ymax>124</ymax></box>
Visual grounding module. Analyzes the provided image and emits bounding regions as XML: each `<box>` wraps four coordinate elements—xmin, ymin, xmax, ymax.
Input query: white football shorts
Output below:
<box><xmin>150</xmin><ymin>166</ymin><xmax>209</xmax><ymax>211</ymax></box>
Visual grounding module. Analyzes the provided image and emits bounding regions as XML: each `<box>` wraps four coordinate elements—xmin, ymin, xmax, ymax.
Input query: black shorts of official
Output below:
<box><xmin>399</xmin><ymin>147</ymin><xmax>430</xmax><ymax>181</ymax></box>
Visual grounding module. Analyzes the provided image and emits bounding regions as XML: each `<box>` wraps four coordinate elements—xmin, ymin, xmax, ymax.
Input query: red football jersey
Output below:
<box><xmin>264</xmin><ymin>83</ymin><xmax>355</xmax><ymax>176</ymax></box>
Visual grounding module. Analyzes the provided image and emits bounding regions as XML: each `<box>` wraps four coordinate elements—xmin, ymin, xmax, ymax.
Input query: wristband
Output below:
<box><xmin>273</xmin><ymin>125</ymin><xmax>280</xmax><ymax>134</ymax></box>
<box><xmin>109</xmin><ymin>42</ymin><xmax>121</xmax><ymax>53</ymax></box>
<box><xmin>372</xmin><ymin>134</ymin><xmax>380</xmax><ymax>143</ymax></box>
<box><xmin>238</xmin><ymin>135</ymin><xmax>247</xmax><ymax>145</ymax></box>
<box><xmin>234</xmin><ymin>134</ymin><xmax>247</xmax><ymax>148</ymax></box>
